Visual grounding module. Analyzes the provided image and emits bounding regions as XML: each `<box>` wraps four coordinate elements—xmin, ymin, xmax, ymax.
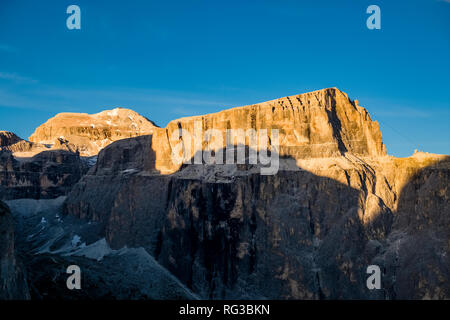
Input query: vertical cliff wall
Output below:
<box><xmin>0</xmin><ymin>201</ymin><xmax>30</xmax><ymax>299</ymax></box>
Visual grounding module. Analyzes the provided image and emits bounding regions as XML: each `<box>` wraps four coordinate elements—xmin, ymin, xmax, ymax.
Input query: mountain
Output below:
<box><xmin>0</xmin><ymin>131</ymin><xmax>49</xmax><ymax>156</ymax></box>
<box><xmin>124</xmin><ymin>88</ymin><xmax>386</xmax><ymax>174</ymax></box>
<box><xmin>62</xmin><ymin>88</ymin><xmax>449</xmax><ymax>299</ymax></box>
<box><xmin>1</xmin><ymin>88</ymin><xmax>448</xmax><ymax>299</ymax></box>
<box><xmin>0</xmin><ymin>149</ymin><xmax>88</xmax><ymax>200</ymax></box>
<box><xmin>28</xmin><ymin>108</ymin><xmax>158</xmax><ymax>157</ymax></box>
<box><xmin>0</xmin><ymin>108</ymin><xmax>158</xmax><ymax>200</ymax></box>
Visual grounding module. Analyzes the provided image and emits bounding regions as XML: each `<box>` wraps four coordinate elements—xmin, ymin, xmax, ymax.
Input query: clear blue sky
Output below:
<box><xmin>0</xmin><ymin>0</ymin><xmax>449</xmax><ymax>157</ymax></box>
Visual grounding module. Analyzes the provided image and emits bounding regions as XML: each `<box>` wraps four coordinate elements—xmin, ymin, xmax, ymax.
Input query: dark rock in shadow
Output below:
<box><xmin>0</xmin><ymin>200</ymin><xmax>30</xmax><ymax>299</ymax></box>
<box><xmin>0</xmin><ymin>149</ymin><xmax>89</xmax><ymax>200</ymax></box>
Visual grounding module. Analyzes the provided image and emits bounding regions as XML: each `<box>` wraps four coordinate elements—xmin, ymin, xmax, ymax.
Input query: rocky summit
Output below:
<box><xmin>0</xmin><ymin>88</ymin><xmax>448</xmax><ymax>300</ymax></box>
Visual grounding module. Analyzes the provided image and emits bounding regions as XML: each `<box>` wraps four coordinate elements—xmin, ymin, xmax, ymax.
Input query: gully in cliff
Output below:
<box><xmin>170</xmin><ymin>120</ymin><xmax>280</xmax><ymax>175</ymax></box>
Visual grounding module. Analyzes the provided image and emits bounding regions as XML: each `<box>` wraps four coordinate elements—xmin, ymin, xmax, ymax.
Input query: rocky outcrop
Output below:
<box><xmin>29</xmin><ymin>108</ymin><xmax>158</xmax><ymax>157</ymax></box>
<box><xmin>0</xmin><ymin>149</ymin><xmax>88</xmax><ymax>200</ymax></box>
<box><xmin>380</xmin><ymin>156</ymin><xmax>450</xmax><ymax>299</ymax></box>
<box><xmin>165</xmin><ymin>87</ymin><xmax>386</xmax><ymax>158</ymax></box>
<box><xmin>63</xmin><ymin>88</ymin><xmax>449</xmax><ymax>299</ymax></box>
<box><xmin>0</xmin><ymin>131</ymin><xmax>50</xmax><ymax>157</ymax></box>
<box><xmin>0</xmin><ymin>200</ymin><xmax>29</xmax><ymax>299</ymax></box>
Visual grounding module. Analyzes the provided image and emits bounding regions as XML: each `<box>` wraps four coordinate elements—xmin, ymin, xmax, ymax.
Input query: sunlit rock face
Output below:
<box><xmin>147</xmin><ymin>87</ymin><xmax>387</xmax><ymax>174</ymax></box>
<box><xmin>0</xmin><ymin>107</ymin><xmax>157</xmax><ymax>200</ymax></box>
<box><xmin>0</xmin><ymin>201</ymin><xmax>30</xmax><ymax>299</ymax></box>
<box><xmin>164</xmin><ymin>87</ymin><xmax>386</xmax><ymax>158</ymax></box>
<box><xmin>29</xmin><ymin>108</ymin><xmax>158</xmax><ymax>157</ymax></box>
<box><xmin>63</xmin><ymin>88</ymin><xmax>450</xmax><ymax>299</ymax></box>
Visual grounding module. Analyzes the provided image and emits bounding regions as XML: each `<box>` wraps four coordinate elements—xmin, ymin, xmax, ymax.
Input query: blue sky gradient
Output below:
<box><xmin>0</xmin><ymin>0</ymin><xmax>449</xmax><ymax>157</ymax></box>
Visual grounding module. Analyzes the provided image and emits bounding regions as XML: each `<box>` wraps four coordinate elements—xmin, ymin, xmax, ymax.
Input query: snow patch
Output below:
<box><xmin>122</xmin><ymin>168</ymin><xmax>139</xmax><ymax>174</ymax></box>
<box><xmin>68</xmin><ymin>238</ymin><xmax>113</xmax><ymax>261</ymax></box>
<box><xmin>71</xmin><ymin>235</ymin><xmax>82</xmax><ymax>247</ymax></box>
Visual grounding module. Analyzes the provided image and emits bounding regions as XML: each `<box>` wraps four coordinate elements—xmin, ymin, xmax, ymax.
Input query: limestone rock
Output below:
<box><xmin>62</xmin><ymin>88</ymin><xmax>449</xmax><ymax>299</ymax></box>
<box><xmin>0</xmin><ymin>149</ymin><xmax>88</xmax><ymax>200</ymax></box>
<box><xmin>65</xmin><ymin>147</ymin><xmax>450</xmax><ymax>300</ymax></box>
<box><xmin>166</xmin><ymin>87</ymin><xmax>386</xmax><ymax>158</ymax></box>
<box><xmin>0</xmin><ymin>131</ymin><xmax>74</xmax><ymax>158</ymax></box>
<box><xmin>148</xmin><ymin>88</ymin><xmax>387</xmax><ymax>174</ymax></box>
<box><xmin>0</xmin><ymin>131</ymin><xmax>22</xmax><ymax>147</ymax></box>
<box><xmin>29</xmin><ymin>108</ymin><xmax>158</xmax><ymax>157</ymax></box>
<box><xmin>26</xmin><ymin>88</ymin><xmax>386</xmax><ymax>171</ymax></box>
<box><xmin>3</xmin><ymin>87</ymin><xmax>447</xmax><ymax>299</ymax></box>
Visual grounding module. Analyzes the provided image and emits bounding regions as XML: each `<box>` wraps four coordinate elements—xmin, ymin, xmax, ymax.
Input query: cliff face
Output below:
<box><xmin>144</xmin><ymin>88</ymin><xmax>385</xmax><ymax>174</ymax></box>
<box><xmin>63</xmin><ymin>88</ymin><xmax>449</xmax><ymax>299</ymax></box>
<box><xmin>0</xmin><ymin>201</ymin><xmax>30</xmax><ymax>299</ymax></box>
<box><xmin>0</xmin><ymin>149</ymin><xmax>88</xmax><ymax>200</ymax></box>
<box><xmin>65</xmin><ymin>151</ymin><xmax>449</xmax><ymax>299</ymax></box>
<box><xmin>23</xmin><ymin>88</ymin><xmax>386</xmax><ymax>173</ymax></box>
<box><xmin>29</xmin><ymin>108</ymin><xmax>158</xmax><ymax>157</ymax></box>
